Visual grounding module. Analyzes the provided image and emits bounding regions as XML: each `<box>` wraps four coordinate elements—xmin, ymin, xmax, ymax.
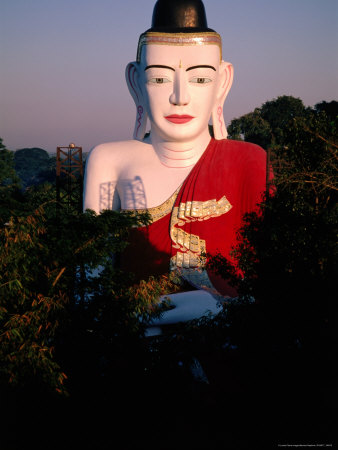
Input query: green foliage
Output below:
<box><xmin>0</xmin><ymin>139</ymin><xmax>23</xmax><ymax>222</ymax></box>
<box><xmin>228</xmin><ymin>95</ymin><xmax>308</xmax><ymax>148</ymax></box>
<box><xmin>0</xmin><ymin>183</ymin><xmax>181</xmax><ymax>395</ymax></box>
<box><xmin>228</xmin><ymin>108</ymin><xmax>272</xmax><ymax>148</ymax></box>
<box><xmin>260</xmin><ymin>95</ymin><xmax>307</xmax><ymax>142</ymax></box>
<box><xmin>14</xmin><ymin>147</ymin><xmax>56</xmax><ymax>189</ymax></box>
<box><xmin>0</xmin><ymin>207</ymin><xmax>68</xmax><ymax>393</ymax></box>
<box><xmin>209</xmin><ymin>101</ymin><xmax>337</xmax><ymax>352</ymax></box>
<box><xmin>0</xmin><ymin>139</ymin><xmax>20</xmax><ymax>187</ymax></box>
<box><xmin>272</xmin><ymin>110</ymin><xmax>337</xmax><ymax>197</ymax></box>
<box><xmin>0</xmin><ymin>96</ymin><xmax>334</xmax><ymax>445</ymax></box>
<box><xmin>2</xmin><ymin>99</ymin><xmax>336</xmax><ymax>440</ymax></box>
<box><xmin>1</xmin><ymin>136</ymin><xmax>182</xmax><ymax>395</ymax></box>
<box><xmin>315</xmin><ymin>100</ymin><xmax>338</xmax><ymax>122</ymax></box>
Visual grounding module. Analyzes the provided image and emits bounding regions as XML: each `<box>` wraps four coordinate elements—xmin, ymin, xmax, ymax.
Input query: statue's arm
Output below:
<box><xmin>83</xmin><ymin>144</ymin><xmax>120</xmax><ymax>214</ymax></box>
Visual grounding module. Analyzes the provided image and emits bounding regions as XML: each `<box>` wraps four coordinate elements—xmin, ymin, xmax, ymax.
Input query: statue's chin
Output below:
<box><xmin>150</xmin><ymin>122</ymin><xmax>210</xmax><ymax>144</ymax></box>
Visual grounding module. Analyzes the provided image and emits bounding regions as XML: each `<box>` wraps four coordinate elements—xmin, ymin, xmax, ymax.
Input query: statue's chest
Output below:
<box><xmin>117</xmin><ymin>162</ymin><xmax>191</xmax><ymax>210</ymax></box>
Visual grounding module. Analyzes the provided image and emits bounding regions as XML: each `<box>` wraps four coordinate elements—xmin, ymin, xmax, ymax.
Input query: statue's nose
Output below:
<box><xmin>169</xmin><ymin>70</ymin><xmax>190</xmax><ymax>106</ymax></box>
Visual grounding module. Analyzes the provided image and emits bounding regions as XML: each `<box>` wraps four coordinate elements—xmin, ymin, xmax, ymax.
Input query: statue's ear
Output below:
<box><xmin>125</xmin><ymin>62</ymin><xmax>148</xmax><ymax>141</ymax></box>
<box><xmin>211</xmin><ymin>61</ymin><xmax>234</xmax><ymax>140</ymax></box>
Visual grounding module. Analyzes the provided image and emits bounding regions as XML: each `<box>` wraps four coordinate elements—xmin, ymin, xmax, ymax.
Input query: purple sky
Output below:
<box><xmin>1</xmin><ymin>0</ymin><xmax>337</xmax><ymax>154</ymax></box>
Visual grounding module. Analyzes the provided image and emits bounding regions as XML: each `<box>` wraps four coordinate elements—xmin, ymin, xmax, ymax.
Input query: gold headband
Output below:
<box><xmin>137</xmin><ymin>31</ymin><xmax>222</xmax><ymax>62</ymax></box>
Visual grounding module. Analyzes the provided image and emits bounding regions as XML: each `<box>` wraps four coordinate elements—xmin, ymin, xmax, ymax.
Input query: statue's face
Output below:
<box><xmin>139</xmin><ymin>44</ymin><xmax>221</xmax><ymax>142</ymax></box>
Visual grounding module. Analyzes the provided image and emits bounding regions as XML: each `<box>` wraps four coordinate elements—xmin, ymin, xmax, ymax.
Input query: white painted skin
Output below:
<box><xmin>83</xmin><ymin>43</ymin><xmax>234</xmax><ymax>325</ymax></box>
<box><xmin>83</xmin><ymin>44</ymin><xmax>233</xmax><ymax>212</ymax></box>
<box><xmin>145</xmin><ymin>290</ymin><xmax>223</xmax><ymax>336</ymax></box>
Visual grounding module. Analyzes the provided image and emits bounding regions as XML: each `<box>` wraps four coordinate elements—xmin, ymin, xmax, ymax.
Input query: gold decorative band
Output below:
<box><xmin>121</xmin><ymin>184</ymin><xmax>181</xmax><ymax>224</ymax></box>
<box><xmin>170</xmin><ymin>195</ymin><xmax>232</xmax><ymax>270</ymax></box>
<box><xmin>137</xmin><ymin>31</ymin><xmax>222</xmax><ymax>62</ymax></box>
<box><xmin>175</xmin><ymin>196</ymin><xmax>232</xmax><ymax>223</ymax></box>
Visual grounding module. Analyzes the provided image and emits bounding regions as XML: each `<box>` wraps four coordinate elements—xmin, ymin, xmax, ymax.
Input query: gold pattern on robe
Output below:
<box><xmin>122</xmin><ymin>190</ymin><xmax>232</xmax><ymax>274</ymax></box>
<box><xmin>170</xmin><ymin>196</ymin><xmax>232</xmax><ymax>270</ymax></box>
<box><xmin>176</xmin><ymin>196</ymin><xmax>232</xmax><ymax>223</ymax></box>
<box><xmin>121</xmin><ymin>185</ymin><xmax>180</xmax><ymax>224</ymax></box>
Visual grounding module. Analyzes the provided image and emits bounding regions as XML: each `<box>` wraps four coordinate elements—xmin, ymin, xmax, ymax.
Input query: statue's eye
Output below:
<box><xmin>190</xmin><ymin>77</ymin><xmax>212</xmax><ymax>84</ymax></box>
<box><xmin>148</xmin><ymin>77</ymin><xmax>171</xmax><ymax>84</ymax></box>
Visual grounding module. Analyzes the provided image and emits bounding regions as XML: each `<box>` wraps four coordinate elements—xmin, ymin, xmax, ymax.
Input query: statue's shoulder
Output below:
<box><xmin>217</xmin><ymin>138</ymin><xmax>265</xmax><ymax>153</ymax></box>
<box><xmin>86</xmin><ymin>140</ymin><xmax>152</xmax><ymax>173</ymax></box>
<box><xmin>88</xmin><ymin>139</ymin><xmax>146</xmax><ymax>160</ymax></box>
<box><xmin>216</xmin><ymin>139</ymin><xmax>266</xmax><ymax>162</ymax></box>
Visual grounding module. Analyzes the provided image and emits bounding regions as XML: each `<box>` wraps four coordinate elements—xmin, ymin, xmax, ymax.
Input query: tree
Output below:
<box><xmin>209</xmin><ymin>102</ymin><xmax>337</xmax><ymax>351</ymax></box>
<box><xmin>0</xmin><ymin>139</ymin><xmax>19</xmax><ymax>187</ymax></box>
<box><xmin>260</xmin><ymin>95</ymin><xmax>307</xmax><ymax>142</ymax></box>
<box><xmin>227</xmin><ymin>108</ymin><xmax>272</xmax><ymax>149</ymax></box>
<box><xmin>0</xmin><ymin>189</ymin><xmax>181</xmax><ymax>396</ymax></box>
<box><xmin>0</xmin><ymin>141</ymin><xmax>59</xmax><ymax>222</ymax></box>
<box><xmin>205</xmin><ymin>101</ymin><xmax>336</xmax><ymax>445</ymax></box>
<box><xmin>0</xmin><ymin>139</ymin><xmax>23</xmax><ymax>223</ymax></box>
<box><xmin>0</xmin><ymin>138</ymin><xmax>19</xmax><ymax>188</ymax></box>
<box><xmin>14</xmin><ymin>147</ymin><xmax>56</xmax><ymax>189</ymax></box>
<box><xmin>228</xmin><ymin>95</ymin><xmax>307</xmax><ymax>148</ymax></box>
<box><xmin>314</xmin><ymin>100</ymin><xmax>338</xmax><ymax>122</ymax></box>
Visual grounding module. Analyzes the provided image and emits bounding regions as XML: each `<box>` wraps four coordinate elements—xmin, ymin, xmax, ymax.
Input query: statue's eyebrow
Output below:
<box><xmin>186</xmin><ymin>65</ymin><xmax>216</xmax><ymax>71</ymax></box>
<box><xmin>145</xmin><ymin>65</ymin><xmax>175</xmax><ymax>71</ymax></box>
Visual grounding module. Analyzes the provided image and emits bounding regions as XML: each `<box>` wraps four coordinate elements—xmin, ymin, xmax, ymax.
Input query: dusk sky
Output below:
<box><xmin>1</xmin><ymin>0</ymin><xmax>337</xmax><ymax>154</ymax></box>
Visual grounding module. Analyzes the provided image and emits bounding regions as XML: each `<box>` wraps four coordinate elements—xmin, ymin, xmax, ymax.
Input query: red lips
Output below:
<box><xmin>165</xmin><ymin>115</ymin><xmax>194</xmax><ymax>124</ymax></box>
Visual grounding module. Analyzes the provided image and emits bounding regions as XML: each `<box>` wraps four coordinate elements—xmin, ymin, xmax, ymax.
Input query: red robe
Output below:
<box><xmin>122</xmin><ymin>138</ymin><xmax>268</xmax><ymax>297</ymax></box>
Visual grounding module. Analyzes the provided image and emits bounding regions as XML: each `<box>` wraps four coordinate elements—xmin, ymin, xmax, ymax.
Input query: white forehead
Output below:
<box><xmin>140</xmin><ymin>44</ymin><xmax>221</xmax><ymax>69</ymax></box>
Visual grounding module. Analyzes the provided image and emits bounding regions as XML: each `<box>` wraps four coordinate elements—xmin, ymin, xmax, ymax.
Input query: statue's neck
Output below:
<box><xmin>148</xmin><ymin>129</ymin><xmax>211</xmax><ymax>169</ymax></box>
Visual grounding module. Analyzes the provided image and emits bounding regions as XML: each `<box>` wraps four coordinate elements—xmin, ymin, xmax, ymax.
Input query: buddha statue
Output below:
<box><xmin>83</xmin><ymin>0</ymin><xmax>268</xmax><ymax>326</ymax></box>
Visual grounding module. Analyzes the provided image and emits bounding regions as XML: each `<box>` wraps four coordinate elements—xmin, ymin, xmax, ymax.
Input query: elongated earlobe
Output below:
<box><xmin>212</xmin><ymin>62</ymin><xmax>234</xmax><ymax>140</ymax></box>
<box><xmin>125</xmin><ymin>62</ymin><xmax>148</xmax><ymax>140</ymax></box>
<box><xmin>212</xmin><ymin>105</ymin><xmax>227</xmax><ymax>139</ymax></box>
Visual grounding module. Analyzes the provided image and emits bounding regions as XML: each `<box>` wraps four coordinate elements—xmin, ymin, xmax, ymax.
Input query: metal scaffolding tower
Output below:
<box><xmin>56</xmin><ymin>143</ymin><xmax>83</xmax><ymax>213</ymax></box>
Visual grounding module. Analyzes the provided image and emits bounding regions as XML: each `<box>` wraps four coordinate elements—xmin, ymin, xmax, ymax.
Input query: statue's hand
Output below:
<box><xmin>148</xmin><ymin>289</ymin><xmax>223</xmax><ymax>326</ymax></box>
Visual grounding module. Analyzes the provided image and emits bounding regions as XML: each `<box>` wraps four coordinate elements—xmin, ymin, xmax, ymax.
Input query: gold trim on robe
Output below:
<box><xmin>122</xmin><ymin>189</ymin><xmax>232</xmax><ymax>278</ymax></box>
<box><xmin>170</xmin><ymin>196</ymin><xmax>232</xmax><ymax>270</ymax></box>
<box><xmin>121</xmin><ymin>185</ymin><xmax>181</xmax><ymax>223</ymax></box>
